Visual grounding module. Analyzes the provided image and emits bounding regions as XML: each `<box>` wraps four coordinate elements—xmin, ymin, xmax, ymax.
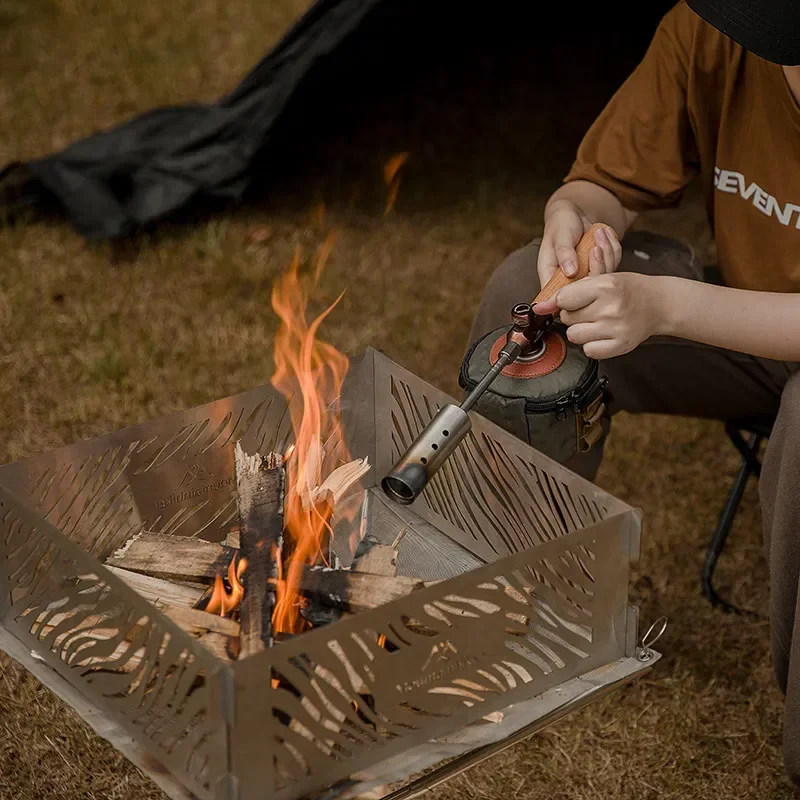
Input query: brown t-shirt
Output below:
<box><xmin>564</xmin><ymin>1</ymin><xmax>800</xmax><ymax>292</ymax></box>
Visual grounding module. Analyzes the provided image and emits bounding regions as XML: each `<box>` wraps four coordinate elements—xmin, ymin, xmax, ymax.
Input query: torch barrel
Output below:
<box><xmin>380</xmin><ymin>404</ymin><xmax>471</xmax><ymax>505</ymax></box>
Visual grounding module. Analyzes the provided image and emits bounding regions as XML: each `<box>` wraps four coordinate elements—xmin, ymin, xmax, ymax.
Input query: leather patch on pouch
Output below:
<box><xmin>489</xmin><ymin>331</ymin><xmax>567</xmax><ymax>378</ymax></box>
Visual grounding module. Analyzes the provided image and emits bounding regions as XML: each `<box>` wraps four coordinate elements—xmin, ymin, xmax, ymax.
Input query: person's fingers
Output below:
<box><xmin>536</xmin><ymin>237</ymin><xmax>560</xmax><ymax>287</ymax></box>
<box><xmin>531</xmin><ymin>296</ymin><xmax>559</xmax><ymax>316</ymax></box>
<box><xmin>604</xmin><ymin>226</ymin><xmax>623</xmax><ymax>269</ymax></box>
<box><xmin>594</xmin><ymin>227</ymin><xmax>616</xmax><ymax>273</ymax></box>
<box><xmin>588</xmin><ymin>245</ymin><xmax>606</xmax><ymax>275</ymax></box>
<box><xmin>559</xmin><ymin>306</ymin><xmax>596</xmax><ymax>327</ymax></box>
<box><xmin>565</xmin><ymin>322</ymin><xmax>607</xmax><ymax>346</ymax></box>
<box><xmin>553</xmin><ymin>277</ymin><xmax>604</xmax><ymax>311</ymax></box>
<box><xmin>551</xmin><ymin>226</ymin><xmax>580</xmax><ymax>277</ymax></box>
<box><xmin>583</xmin><ymin>338</ymin><xmax>624</xmax><ymax>360</ymax></box>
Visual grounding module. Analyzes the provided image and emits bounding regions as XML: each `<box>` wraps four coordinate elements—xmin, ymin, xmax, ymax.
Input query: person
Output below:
<box><xmin>468</xmin><ymin>0</ymin><xmax>800</xmax><ymax>789</ymax></box>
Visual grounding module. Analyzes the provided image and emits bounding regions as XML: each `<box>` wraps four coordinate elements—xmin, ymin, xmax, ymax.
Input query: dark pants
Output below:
<box><xmin>469</xmin><ymin>229</ymin><xmax>800</xmax><ymax>788</ymax></box>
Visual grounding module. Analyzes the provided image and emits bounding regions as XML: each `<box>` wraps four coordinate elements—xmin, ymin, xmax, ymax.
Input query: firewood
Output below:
<box><xmin>105</xmin><ymin>566</ymin><xmax>205</xmax><ymax>609</ymax></box>
<box><xmin>160</xmin><ymin>604</ymin><xmax>240</xmax><ymax>638</ymax></box>
<box><xmin>300</xmin><ymin>599</ymin><xmax>346</xmax><ymax>629</ymax></box>
<box><xmin>349</xmin><ymin>532</ymin><xmax>401</xmax><ymax>577</ymax></box>
<box><xmin>307</xmin><ymin>457</ymin><xmax>371</xmax><ymax>508</ymax></box>
<box><xmin>292</xmin><ymin>568</ymin><xmax>426</xmax><ymax>613</ymax></box>
<box><xmin>225</xmin><ymin>530</ymin><xmax>241</xmax><ymax>549</ymax></box>
<box><xmin>234</xmin><ymin>443</ymin><xmax>285</xmax><ymax>657</ymax></box>
<box><xmin>107</xmin><ymin>532</ymin><xmax>237</xmax><ymax>584</ymax></box>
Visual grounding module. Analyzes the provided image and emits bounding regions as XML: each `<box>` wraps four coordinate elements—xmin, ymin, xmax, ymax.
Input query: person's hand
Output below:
<box><xmin>538</xmin><ymin>199</ymin><xmax>623</xmax><ymax>288</ymax></box>
<box><xmin>533</xmin><ymin>273</ymin><xmax>670</xmax><ymax>360</ymax></box>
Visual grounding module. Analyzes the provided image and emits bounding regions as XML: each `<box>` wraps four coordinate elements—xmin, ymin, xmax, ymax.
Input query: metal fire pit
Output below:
<box><xmin>0</xmin><ymin>348</ymin><xmax>659</xmax><ymax>800</ymax></box>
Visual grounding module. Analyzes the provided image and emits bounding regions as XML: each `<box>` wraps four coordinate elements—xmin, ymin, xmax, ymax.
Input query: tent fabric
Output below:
<box><xmin>0</xmin><ymin>0</ymin><xmax>383</xmax><ymax>240</ymax></box>
<box><xmin>1</xmin><ymin>3</ymin><xmax>676</xmax><ymax>241</ymax></box>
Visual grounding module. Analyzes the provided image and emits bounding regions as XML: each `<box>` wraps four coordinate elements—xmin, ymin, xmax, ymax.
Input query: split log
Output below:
<box><xmin>294</xmin><ymin>568</ymin><xmax>426</xmax><ymax>613</ymax></box>
<box><xmin>349</xmin><ymin>531</ymin><xmax>402</xmax><ymax>577</ymax></box>
<box><xmin>107</xmin><ymin>532</ymin><xmax>236</xmax><ymax>584</ymax></box>
<box><xmin>307</xmin><ymin>457</ymin><xmax>371</xmax><ymax>509</ymax></box>
<box><xmin>234</xmin><ymin>443</ymin><xmax>285</xmax><ymax>657</ymax></box>
<box><xmin>107</xmin><ymin>540</ymin><xmax>528</xmax><ymax>633</ymax></box>
<box><xmin>106</xmin><ymin>565</ymin><xmax>205</xmax><ymax>609</ymax></box>
<box><xmin>300</xmin><ymin>600</ymin><xmax>346</xmax><ymax>629</ymax></box>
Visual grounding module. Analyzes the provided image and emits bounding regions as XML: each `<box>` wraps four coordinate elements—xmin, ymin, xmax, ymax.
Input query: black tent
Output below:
<box><xmin>0</xmin><ymin>2</ymin><xmax>673</xmax><ymax>241</ymax></box>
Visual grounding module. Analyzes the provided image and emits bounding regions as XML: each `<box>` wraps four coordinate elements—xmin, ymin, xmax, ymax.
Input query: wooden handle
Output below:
<box><xmin>533</xmin><ymin>222</ymin><xmax>615</xmax><ymax>305</ymax></box>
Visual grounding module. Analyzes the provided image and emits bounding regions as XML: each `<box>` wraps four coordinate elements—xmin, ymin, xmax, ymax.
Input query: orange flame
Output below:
<box><xmin>269</xmin><ymin>243</ymin><xmax>352</xmax><ymax>635</ymax></box>
<box><xmin>384</xmin><ymin>152</ymin><xmax>409</xmax><ymax>215</ymax></box>
<box><xmin>206</xmin><ymin>556</ymin><xmax>247</xmax><ymax>617</ymax></box>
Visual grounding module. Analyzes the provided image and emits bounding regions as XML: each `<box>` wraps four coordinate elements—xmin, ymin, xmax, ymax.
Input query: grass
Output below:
<box><xmin>0</xmin><ymin>1</ymin><xmax>795</xmax><ymax>798</ymax></box>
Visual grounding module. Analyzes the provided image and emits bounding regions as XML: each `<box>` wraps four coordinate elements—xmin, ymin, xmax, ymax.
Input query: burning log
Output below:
<box><xmin>294</xmin><ymin>568</ymin><xmax>426</xmax><ymax>613</ymax></box>
<box><xmin>234</xmin><ymin>443</ymin><xmax>285</xmax><ymax>656</ymax></box>
<box><xmin>109</xmin><ymin>529</ymin><xmax>428</xmax><ymax>619</ymax></box>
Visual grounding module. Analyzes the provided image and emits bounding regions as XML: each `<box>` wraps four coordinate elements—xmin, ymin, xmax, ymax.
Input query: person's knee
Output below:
<box><xmin>761</xmin><ymin>371</ymin><xmax>800</xmax><ymax>496</ymax></box>
<box><xmin>488</xmin><ymin>239</ymin><xmax>542</xmax><ymax>296</ymax></box>
<box><xmin>778</xmin><ymin>371</ymin><xmax>800</xmax><ymax>422</ymax></box>
<box><xmin>618</xmin><ymin>230</ymin><xmax>701</xmax><ymax>280</ymax></box>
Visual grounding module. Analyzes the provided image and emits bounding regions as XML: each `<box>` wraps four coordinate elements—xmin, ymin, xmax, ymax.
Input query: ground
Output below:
<box><xmin>0</xmin><ymin>1</ymin><xmax>794</xmax><ymax>798</ymax></box>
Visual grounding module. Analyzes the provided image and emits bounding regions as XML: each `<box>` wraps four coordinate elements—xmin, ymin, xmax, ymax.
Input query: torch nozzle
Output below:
<box><xmin>381</xmin><ymin>303</ymin><xmax>534</xmax><ymax>505</ymax></box>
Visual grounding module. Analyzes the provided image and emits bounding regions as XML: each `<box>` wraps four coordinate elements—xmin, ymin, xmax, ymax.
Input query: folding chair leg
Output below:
<box><xmin>702</xmin><ymin>432</ymin><xmax>762</xmax><ymax>613</ymax></box>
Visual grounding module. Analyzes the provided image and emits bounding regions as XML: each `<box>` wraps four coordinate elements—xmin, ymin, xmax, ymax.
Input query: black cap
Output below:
<box><xmin>686</xmin><ymin>0</ymin><xmax>800</xmax><ymax>65</ymax></box>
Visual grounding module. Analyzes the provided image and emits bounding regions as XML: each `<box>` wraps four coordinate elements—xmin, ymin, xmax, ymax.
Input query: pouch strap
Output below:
<box><xmin>576</xmin><ymin>392</ymin><xmax>606</xmax><ymax>453</ymax></box>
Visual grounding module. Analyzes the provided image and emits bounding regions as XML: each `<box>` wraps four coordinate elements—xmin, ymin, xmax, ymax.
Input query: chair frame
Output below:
<box><xmin>702</xmin><ymin>418</ymin><xmax>773</xmax><ymax>613</ymax></box>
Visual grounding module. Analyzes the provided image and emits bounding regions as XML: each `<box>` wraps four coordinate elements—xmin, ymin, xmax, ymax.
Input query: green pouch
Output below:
<box><xmin>458</xmin><ymin>322</ymin><xmax>608</xmax><ymax>463</ymax></box>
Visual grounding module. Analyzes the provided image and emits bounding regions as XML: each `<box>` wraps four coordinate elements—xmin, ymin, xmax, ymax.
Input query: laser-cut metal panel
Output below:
<box><xmin>0</xmin><ymin>386</ymin><xmax>295</xmax><ymax>557</ymax></box>
<box><xmin>0</xmin><ymin>485</ymin><xmax>226</xmax><ymax>800</ymax></box>
<box><xmin>229</xmin><ymin>511</ymin><xmax>636</xmax><ymax>800</ymax></box>
<box><xmin>0</xmin><ymin>348</ymin><xmax>646</xmax><ymax>800</ymax></box>
<box><xmin>0</xmin><ymin>353</ymin><xmax>380</xmax><ymax>561</ymax></box>
<box><xmin>370</xmin><ymin>350</ymin><xmax>635</xmax><ymax>563</ymax></box>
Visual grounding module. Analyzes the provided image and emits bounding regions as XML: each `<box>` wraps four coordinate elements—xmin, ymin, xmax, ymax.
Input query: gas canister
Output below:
<box><xmin>459</xmin><ymin>320</ymin><xmax>607</xmax><ymax>463</ymax></box>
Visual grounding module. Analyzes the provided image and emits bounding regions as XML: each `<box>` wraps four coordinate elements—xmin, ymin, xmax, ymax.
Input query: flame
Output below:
<box><xmin>384</xmin><ymin>152</ymin><xmax>409</xmax><ymax>215</ymax></box>
<box><xmin>314</xmin><ymin>231</ymin><xmax>337</xmax><ymax>281</ymax></box>
<box><xmin>269</xmin><ymin>243</ymin><xmax>353</xmax><ymax>635</ymax></box>
<box><xmin>206</xmin><ymin>556</ymin><xmax>247</xmax><ymax>617</ymax></box>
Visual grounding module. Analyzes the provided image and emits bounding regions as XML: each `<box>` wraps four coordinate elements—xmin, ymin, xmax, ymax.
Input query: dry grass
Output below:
<box><xmin>0</xmin><ymin>1</ymin><xmax>795</xmax><ymax>798</ymax></box>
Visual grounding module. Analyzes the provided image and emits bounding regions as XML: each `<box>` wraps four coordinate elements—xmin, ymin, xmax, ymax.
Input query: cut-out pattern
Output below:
<box><xmin>0</xmin><ymin>350</ymin><xmax>638</xmax><ymax>800</ymax></box>
<box><xmin>0</xmin><ymin>386</ymin><xmax>294</xmax><ymax>556</ymax></box>
<box><xmin>235</xmin><ymin>516</ymin><xmax>627</xmax><ymax>799</ymax></box>
<box><xmin>0</xmin><ymin>491</ymin><xmax>218</xmax><ymax>797</ymax></box>
<box><xmin>388</xmin><ymin>374</ymin><xmax>611</xmax><ymax>560</ymax></box>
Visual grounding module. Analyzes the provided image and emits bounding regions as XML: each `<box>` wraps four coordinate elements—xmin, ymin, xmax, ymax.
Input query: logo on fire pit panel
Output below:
<box><xmin>128</xmin><ymin>454</ymin><xmax>236</xmax><ymax>514</ymax></box>
<box><xmin>395</xmin><ymin>639</ymin><xmax>482</xmax><ymax>695</ymax></box>
<box><xmin>421</xmin><ymin>640</ymin><xmax>458</xmax><ymax>671</ymax></box>
<box><xmin>152</xmin><ymin>462</ymin><xmax>235</xmax><ymax>511</ymax></box>
<box><xmin>174</xmin><ymin>461</ymin><xmax>216</xmax><ymax>488</ymax></box>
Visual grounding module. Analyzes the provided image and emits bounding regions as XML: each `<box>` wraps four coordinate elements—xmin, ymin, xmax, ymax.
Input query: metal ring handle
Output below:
<box><xmin>636</xmin><ymin>615</ymin><xmax>668</xmax><ymax>662</ymax></box>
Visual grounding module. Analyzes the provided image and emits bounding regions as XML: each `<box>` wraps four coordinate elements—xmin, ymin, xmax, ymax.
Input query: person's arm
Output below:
<box><xmin>545</xmin><ymin>181</ymin><xmax>638</xmax><ymax>238</ymax></box>
<box><xmin>534</xmin><ymin>271</ymin><xmax>800</xmax><ymax>362</ymax></box>
<box><xmin>660</xmin><ymin>278</ymin><xmax>800</xmax><ymax>362</ymax></box>
<box><xmin>538</xmin><ymin>4</ymin><xmax>699</xmax><ymax>286</ymax></box>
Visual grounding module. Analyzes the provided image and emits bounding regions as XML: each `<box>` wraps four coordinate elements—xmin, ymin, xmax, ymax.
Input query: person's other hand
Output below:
<box><xmin>537</xmin><ymin>199</ymin><xmax>623</xmax><ymax>289</ymax></box>
<box><xmin>533</xmin><ymin>272</ymin><xmax>668</xmax><ymax>360</ymax></box>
